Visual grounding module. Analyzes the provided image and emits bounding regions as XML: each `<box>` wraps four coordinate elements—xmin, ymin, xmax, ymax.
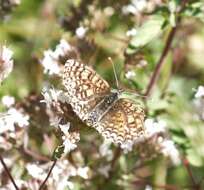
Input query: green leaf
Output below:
<box><xmin>52</xmin><ymin>145</ymin><xmax>65</xmax><ymax>160</ymax></box>
<box><xmin>126</xmin><ymin>15</ymin><xmax>166</xmax><ymax>54</ymax></box>
<box><xmin>182</xmin><ymin>2</ymin><xmax>204</xmax><ymax>22</ymax></box>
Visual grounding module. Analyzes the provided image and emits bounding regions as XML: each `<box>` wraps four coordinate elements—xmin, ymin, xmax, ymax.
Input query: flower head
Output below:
<box><xmin>195</xmin><ymin>86</ymin><xmax>204</xmax><ymax>98</ymax></box>
<box><xmin>75</xmin><ymin>26</ymin><xmax>88</xmax><ymax>39</ymax></box>
<box><xmin>0</xmin><ymin>107</ymin><xmax>29</xmax><ymax>134</ymax></box>
<box><xmin>41</xmin><ymin>39</ymin><xmax>77</xmax><ymax>76</ymax></box>
<box><xmin>194</xmin><ymin>85</ymin><xmax>204</xmax><ymax>120</ymax></box>
<box><xmin>41</xmin><ymin>50</ymin><xmax>61</xmax><ymax>75</ymax></box>
<box><xmin>144</xmin><ymin>118</ymin><xmax>166</xmax><ymax>138</ymax></box>
<box><xmin>160</xmin><ymin>139</ymin><xmax>180</xmax><ymax>165</ymax></box>
<box><xmin>1</xmin><ymin>95</ymin><xmax>15</xmax><ymax>107</ymax></box>
<box><xmin>0</xmin><ymin>46</ymin><xmax>13</xmax><ymax>83</ymax></box>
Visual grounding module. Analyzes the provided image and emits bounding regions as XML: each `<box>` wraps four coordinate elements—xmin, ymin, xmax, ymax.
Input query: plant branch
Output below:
<box><xmin>38</xmin><ymin>159</ymin><xmax>57</xmax><ymax>190</ymax></box>
<box><xmin>20</xmin><ymin>146</ymin><xmax>50</xmax><ymax>162</ymax></box>
<box><xmin>0</xmin><ymin>154</ymin><xmax>19</xmax><ymax>190</ymax></box>
<box><xmin>144</xmin><ymin>26</ymin><xmax>177</xmax><ymax>96</ymax></box>
<box><xmin>182</xmin><ymin>157</ymin><xmax>200</xmax><ymax>190</ymax></box>
<box><xmin>105</xmin><ymin>147</ymin><xmax>121</xmax><ymax>181</ymax></box>
<box><xmin>144</xmin><ymin>0</ymin><xmax>189</xmax><ymax>96</ymax></box>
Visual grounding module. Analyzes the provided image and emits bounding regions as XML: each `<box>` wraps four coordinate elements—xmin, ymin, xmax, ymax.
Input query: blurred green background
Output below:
<box><xmin>1</xmin><ymin>0</ymin><xmax>204</xmax><ymax>189</ymax></box>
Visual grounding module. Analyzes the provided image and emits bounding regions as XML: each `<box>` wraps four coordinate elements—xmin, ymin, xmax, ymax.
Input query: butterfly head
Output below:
<box><xmin>111</xmin><ymin>88</ymin><xmax>124</xmax><ymax>97</ymax></box>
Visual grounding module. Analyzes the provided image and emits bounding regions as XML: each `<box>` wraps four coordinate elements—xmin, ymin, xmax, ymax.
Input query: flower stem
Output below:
<box><xmin>182</xmin><ymin>157</ymin><xmax>200</xmax><ymax>190</ymax></box>
<box><xmin>144</xmin><ymin>0</ymin><xmax>189</xmax><ymax>96</ymax></box>
<box><xmin>38</xmin><ymin>159</ymin><xmax>57</xmax><ymax>190</ymax></box>
<box><xmin>0</xmin><ymin>154</ymin><xmax>19</xmax><ymax>190</ymax></box>
<box><xmin>144</xmin><ymin>26</ymin><xmax>177</xmax><ymax>97</ymax></box>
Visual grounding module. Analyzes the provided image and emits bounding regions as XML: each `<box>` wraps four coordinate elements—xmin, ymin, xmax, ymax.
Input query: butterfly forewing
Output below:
<box><xmin>63</xmin><ymin>59</ymin><xmax>110</xmax><ymax>120</ymax></box>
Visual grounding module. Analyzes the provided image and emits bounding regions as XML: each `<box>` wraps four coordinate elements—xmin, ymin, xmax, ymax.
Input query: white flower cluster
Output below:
<box><xmin>41</xmin><ymin>39</ymin><xmax>73</xmax><ymax>75</ymax></box>
<box><xmin>41</xmin><ymin>87</ymin><xmax>80</xmax><ymax>155</ymax></box>
<box><xmin>0</xmin><ymin>179</ymin><xmax>26</xmax><ymax>190</ymax></box>
<box><xmin>126</xmin><ymin>28</ymin><xmax>137</xmax><ymax>37</ymax></box>
<box><xmin>121</xmin><ymin>140</ymin><xmax>135</xmax><ymax>153</ymax></box>
<box><xmin>145</xmin><ymin>185</ymin><xmax>153</xmax><ymax>190</ymax></box>
<box><xmin>26</xmin><ymin>161</ymin><xmax>90</xmax><ymax>190</ymax></box>
<box><xmin>59</xmin><ymin>123</ymin><xmax>80</xmax><ymax>154</ymax></box>
<box><xmin>1</xmin><ymin>95</ymin><xmax>15</xmax><ymax>107</ymax></box>
<box><xmin>10</xmin><ymin>0</ymin><xmax>21</xmax><ymax>5</ymax></box>
<box><xmin>0</xmin><ymin>107</ymin><xmax>29</xmax><ymax>134</ymax></box>
<box><xmin>122</xmin><ymin>0</ymin><xmax>147</xmax><ymax>15</ymax></box>
<box><xmin>144</xmin><ymin>118</ymin><xmax>166</xmax><ymax>138</ymax></box>
<box><xmin>159</xmin><ymin>138</ymin><xmax>180</xmax><ymax>165</ymax></box>
<box><xmin>75</xmin><ymin>26</ymin><xmax>88</xmax><ymax>39</ymax></box>
<box><xmin>41</xmin><ymin>87</ymin><xmax>69</xmax><ymax>127</ymax></box>
<box><xmin>125</xmin><ymin>70</ymin><xmax>136</xmax><ymax>79</ymax></box>
<box><xmin>194</xmin><ymin>85</ymin><xmax>204</xmax><ymax>120</ymax></box>
<box><xmin>0</xmin><ymin>45</ymin><xmax>13</xmax><ymax>84</ymax></box>
<box><xmin>99</xmin><ymin>139</ymin><xmax>113</xmax><ymax>161</ymax></box>
<box><xmin>41</xmin><ymin>87</ymin><xmax>68</xmax><ymax>107</ymax></box>
<box><xmin>144</xmin><ymin>118</ymin><xmax>180</xmax><ymax>165</ymax></box>
<box><xmin>0</xmin><ymin>103</ymin><xmax>29</xmax><ymax>150</ymax></box>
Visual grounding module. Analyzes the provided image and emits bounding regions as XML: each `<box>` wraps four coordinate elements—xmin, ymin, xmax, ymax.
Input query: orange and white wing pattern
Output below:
<box><xmin>96</xmin><ymin>98</ymin><xmax>145</xmax><ymax>149</ymax></box>
<box><xmin>63</xmin><ymin>59</ymin><xmax>110</xmax><ymax>120</ymax></box>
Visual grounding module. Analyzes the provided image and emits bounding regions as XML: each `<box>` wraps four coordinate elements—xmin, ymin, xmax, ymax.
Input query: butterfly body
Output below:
<box><xmin>86</xmin><ymin>91</ymin><xmax>119</xmax><ymax>126</ymax></box>
<box><xmin>63</xmin><ymin>59</ymin><xmax>145</xmax><ymax>147</ymax></box>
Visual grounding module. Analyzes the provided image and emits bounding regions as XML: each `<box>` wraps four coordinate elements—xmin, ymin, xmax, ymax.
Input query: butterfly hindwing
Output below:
<box><xmin>97</xmin><ymin>98</ymin><xmax>145</xmax><ymax>145</ymax></box>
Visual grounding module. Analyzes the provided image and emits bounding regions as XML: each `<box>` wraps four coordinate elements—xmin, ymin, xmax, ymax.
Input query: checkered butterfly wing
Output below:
<box><xmin>63</xmin><ymin>59</ymin><xmax>110</xmax><ymax>120</ymax></box>
<box><xmin>96</xmin><ymin>98</ymin><xmax>145</xmax><ymax>146</ymax></box>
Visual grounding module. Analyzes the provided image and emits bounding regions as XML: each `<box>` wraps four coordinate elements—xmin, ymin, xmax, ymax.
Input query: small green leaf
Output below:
<box><xmin>182</xmin><ymin>2</ymin><xmax>204</xmax><ymax>22</ymax></box>
<box><xmin>52</xmin><ymin>145</ymin><xmax>65</xmax><ymax>160</ymax></box>
<box><xmin>126</xmin><ymin>15</ymin><xmax>166</xmax><ymax>54</ymax></box>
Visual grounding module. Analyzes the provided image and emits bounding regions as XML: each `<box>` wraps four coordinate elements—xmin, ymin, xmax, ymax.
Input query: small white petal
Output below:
<box><xmin>0</xmin><ymin>46</ymin><xmax>14</xmax><ymax>83</ymax></box>
<box><xmin>160</xmin><ymin>139</ymin><xmax>180</xmax><ymax>165</ymax></box>
<box><xmin>59</xmin><ymin>123</ymin><xmax>70</xmax><ymax>134</ymax></box>
<box><xmin>195</xmin><ymin>86</ymin><xmax>204</xmax><ymax>98</ymax></box>
<box><xmin>125</xmin><ymin>71</ymin><xmax>136</xmax><ymax>79</ymax></box>
<box><xmin>126</xmin><ymin>28</ymin><xmax>137</xmax><ymax>37</ymax></box>
<box><xmin>77</xmin><ymin>167</ymin><xmax>89</xmax><ymax>179</ymax></box>
<box><xmin>99</xmin><ymin>139</ymin><xmax>113</xmax><ymax>160</ymax></box>
<box><xmin>145</xmin><ymin>185</ymin><xmax>153</xmax><ymax>190</ymax></box>
<box><xmin>41</xmin><ymin>50</ymin><xmax>61</xmax><ymax>75</ymax></box>
<box><xmin>144</xmin><ymin>118</ymin><xmax>166</xmax><ymax>137</ymax></box>
<box><xmin>75</xmin><ymin>26</ymin><xmax>87</xmax><ymax>39</ymax></box>
<box><xmin>54</xmin><ymin>39</ymin><xmax>71</xmax><ymax>58</ymax></box>
<box><xmin>26</xmin><ymin>164</ymin><xmax>47</xmax><ymax>180</ymax></box>
<box><xmin>1</xmin><ymin>96</ymin><xmax>15</xmax><ymax>107</ymax></box>
<box><xmin>132</xmin><ymin>0</ymin><xmax>147</xmax><ymax>12</ymax></box>
<box><xmin>122</xmin><ymin>5</ymin><xmax>137</xmax><ymax>15</ymax></box>
<box><xmin>121</xmin><ymin>141</ymin><xmax>134</xmax><ymax>153</ymax></box>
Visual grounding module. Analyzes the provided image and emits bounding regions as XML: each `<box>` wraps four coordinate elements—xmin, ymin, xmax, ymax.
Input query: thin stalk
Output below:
<box><xmin>0</xmin><ymin>155</ymin><xmax>19</xmax><ymax>190</ymax></box>
<box><xmin>38</xmin><ymin>160</ymin><xmax>57</xmax><ymax>190</ymax></box>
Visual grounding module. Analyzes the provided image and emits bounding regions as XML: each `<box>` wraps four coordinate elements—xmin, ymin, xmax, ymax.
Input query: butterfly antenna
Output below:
<box><xmin>134</xmin><ymin>93</ymin><xmax>148</xmax><ymax>98</ymax></box>
<box><xmin>108</xmin><ymin>57</ymin><xmax>119</xmax><ymax>89</ymax></box>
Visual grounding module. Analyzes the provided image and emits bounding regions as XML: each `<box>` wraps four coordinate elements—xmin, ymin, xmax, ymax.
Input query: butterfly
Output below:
<box><xmin>62</xmin><ymin>59</ymin><xmax>145</xmax><ymax>148</ymax></box>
